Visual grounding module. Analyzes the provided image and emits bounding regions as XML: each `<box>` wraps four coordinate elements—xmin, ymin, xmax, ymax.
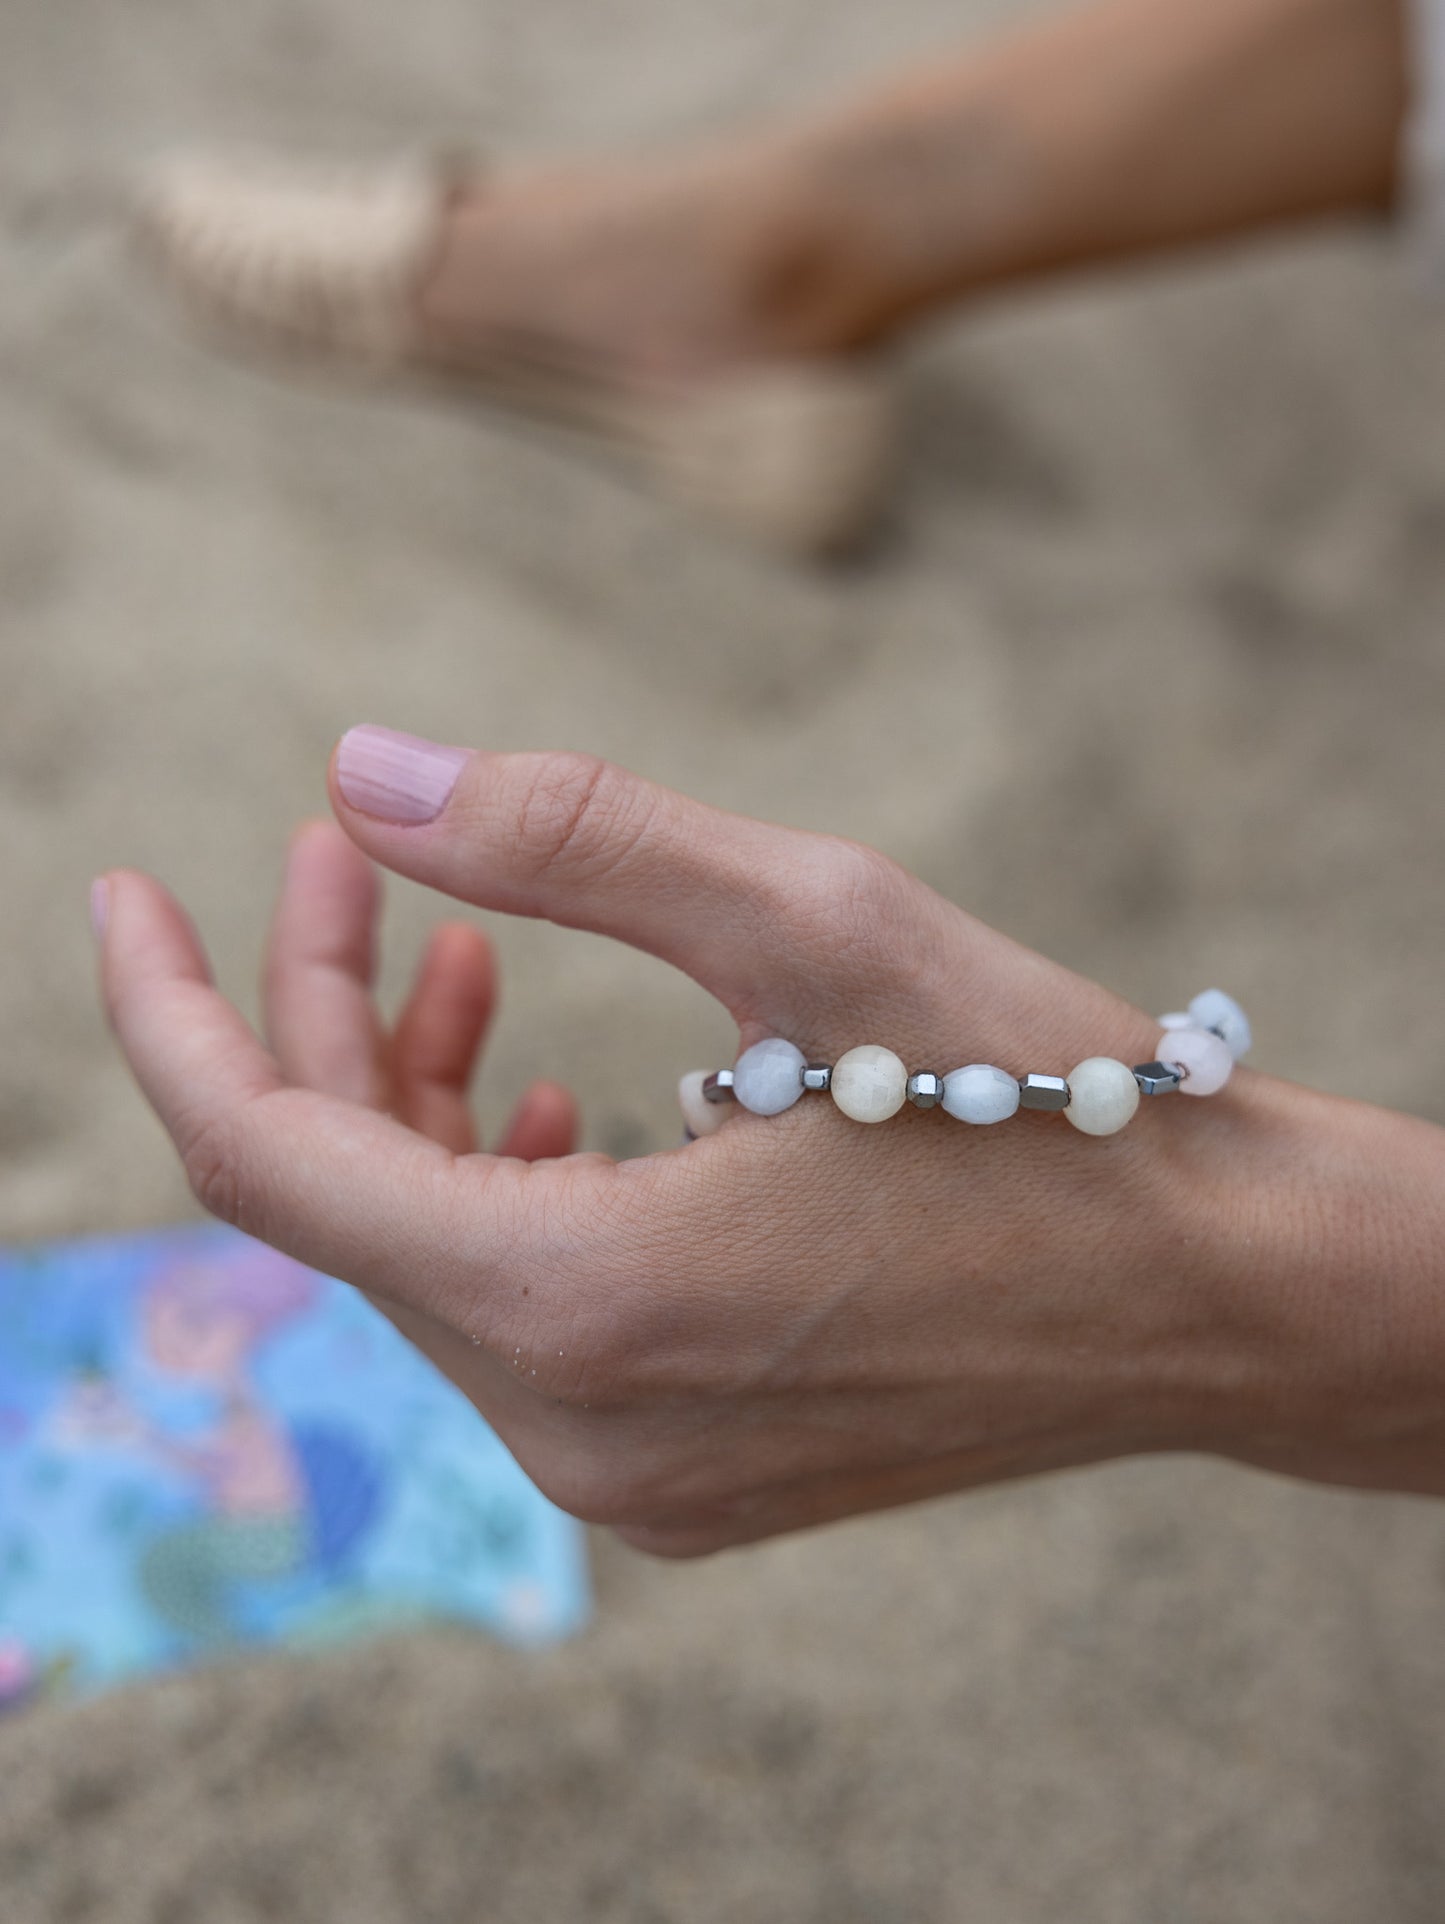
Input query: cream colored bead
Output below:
<box><xmin>1064</xmin><ymin>1056</ymin><xmax>1140</xmax><ymax>1137</ymax></box>
<box><xmin>830</xmin><ymin>1045</ymin><xmax>908</xmax><ymax>1123</ymax></box>
<box><xmin>677</xmin><ymin>1070</ymin><xmax>728</xmax><ymax>1138</ymax></box>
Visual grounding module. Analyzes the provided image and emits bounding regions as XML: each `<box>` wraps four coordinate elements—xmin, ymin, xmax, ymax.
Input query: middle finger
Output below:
<box><xmin>263</xmin><ymin>820</ymin><xmax>388</xmax><ymax>1104</ymax></box>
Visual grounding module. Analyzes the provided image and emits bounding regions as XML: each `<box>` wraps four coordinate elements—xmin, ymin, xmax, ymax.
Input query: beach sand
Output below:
<box><xmin>5</xmin><ymin>0</ymin><xmax>1445</xmax><ymax>1916</ymax></box>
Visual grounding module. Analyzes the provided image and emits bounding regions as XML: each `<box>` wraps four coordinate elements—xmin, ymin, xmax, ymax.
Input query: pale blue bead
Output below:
<box><xmin>1187</xmin><ymin>988</ymin><xmax>1252</xmax><ymax>1060</ymax></box>
<box><xmin>941</xmin><ymin>1063</ymin><xmax>1020</xmax><ymax>1125</ymax></box>
<box><xmin>733</xmin><ymin>1038</ymin><xmax>807</xmax><ymax>1115</ymax></box>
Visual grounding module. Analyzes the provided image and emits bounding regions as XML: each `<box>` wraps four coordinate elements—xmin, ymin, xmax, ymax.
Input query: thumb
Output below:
<box><xmin>328</xmin><ymin>726</ymin><xmax>889</xmax><ymax>1016</ymax></box>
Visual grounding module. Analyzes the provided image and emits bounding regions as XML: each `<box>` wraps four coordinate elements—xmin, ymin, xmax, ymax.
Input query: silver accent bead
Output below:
<box><xmin>907</xmin><ymin>1072</ymin><xmax>943</xmax><ymax>1109</ymax></box>
<box><xmin>1018</xmin><ymin>1074</ymin><xmax>1070</xmax><ymax>1111</ymax></box>
<box><xmin>802</xmin><ymin>1062</ymin><xmax>833</xmax><ymax>1093</ymax></box>
<box><xmin>1133</xmin><ymin>1061</ymin><xmax>1184</xmax><ymax>1096</ymax></box>
<box><xmin>702</xmin><ymin>1069</ymin><xmax>736</xmax><ymax>1104</ymax></box>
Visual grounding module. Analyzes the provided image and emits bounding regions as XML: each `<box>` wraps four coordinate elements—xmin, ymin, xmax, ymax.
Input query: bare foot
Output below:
<box><xmin>413</xmin><ymin>141</ymin><xmax>874</xmax><ymax>389</ymax></box>
<box><xmin>136</xmin><ymin>136</ymin><xmax>897</xmax><ymax>552</ymax></box>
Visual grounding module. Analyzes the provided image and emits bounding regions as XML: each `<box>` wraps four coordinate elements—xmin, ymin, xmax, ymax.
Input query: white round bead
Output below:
<box><xmin>678</xmin><ymin>1070</ymin><xmax>729</xmax><ymax>1138</ymax></box>
<box><xmin>1160</xmin><ymin>1027</ymin><xmax>1233</xmax><ymax>1097</ymax></box>
<box><xmin>1064</xmin><ymin>1056</ymin><xmax>1140</xmax><ymax>1136</ymax></box>
<box><xmin>1188</xmin><ymin>988</ymin><xmax>1252</xmax><ymax>1060</ymax></box>
<box><xmin>941</xmin><ymin>1064</ymin><xmax>1020</xmax><ymax>1125</ymax></box>
<box><xmin>1158</xmin><ymin>1011</ymin><xmax>1193</xmax><ymax>1031</ymax></box>
<box><xmin>732</xmin><ymin>1037</ymin><xmax>806</xmax><ymax>1116</ymax></box>
<box><xmin>830</xmin><ymin>1045</ymin><xmax>908</xmax><ymax>1123</ymax></box>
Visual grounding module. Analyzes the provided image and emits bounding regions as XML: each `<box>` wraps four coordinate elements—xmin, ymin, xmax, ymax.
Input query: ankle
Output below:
<box><xmin>753</xmin><ymin>81</ymin><xmax>1051</xmax><ymax>345</ymax></box>
<box><xmin>725</xmin><ymin>135</ymin><xmax>899</xmax><ymax>359</ymax></box>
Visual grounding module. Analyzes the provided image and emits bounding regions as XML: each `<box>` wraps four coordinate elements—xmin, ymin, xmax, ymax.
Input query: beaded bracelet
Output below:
<box><xmin>679</xmin><ymin>989</ymin><xmax>1251</xmax><ymax>1142</ymax></box>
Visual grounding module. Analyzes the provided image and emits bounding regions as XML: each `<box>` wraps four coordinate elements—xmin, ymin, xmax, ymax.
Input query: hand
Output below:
<box><xmin>95</xmin><ymin>730</ymin><xmax>1445</xmax><ymax>1552</ymax></box>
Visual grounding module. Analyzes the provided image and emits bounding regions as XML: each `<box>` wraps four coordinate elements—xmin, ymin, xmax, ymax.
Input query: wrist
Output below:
<box><xmin>1161</xmin><ymin>1073</ymin><xmax>1445</xmax><ymax>1488</ymax></box>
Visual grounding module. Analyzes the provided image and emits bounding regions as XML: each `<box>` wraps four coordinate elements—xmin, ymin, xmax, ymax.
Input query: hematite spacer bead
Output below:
<box><xmin>702</xmin><ymin>1070</ymin><xmax>736</xmax><ymax>1104</ymax></box>
<box><xmin>802</xmin><ymin>1062</ymin><xmax>833</xmax><ymax>1092</ymax></box>
<box><xmin>1018</xmin><ymin>1074</ymin><xmax>1071</xmax><ymax>1111</ymax></box>
<box><xmin>1133</xmin><ymin>1062</ymin><xmax>1184</xmax><ymax>1096</ymax></box>
<box><xmin>907</xmin><ymin>1072</ymin><xmax>943</xmax><ymax>1109</ymax></box>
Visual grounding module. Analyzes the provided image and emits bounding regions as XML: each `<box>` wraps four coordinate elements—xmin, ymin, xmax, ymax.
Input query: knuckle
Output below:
<box><xmin>518</xmin><ymin>1412</ymin><xmax>698</xmax><ymax>1531</ymax></box>
<box><xmin>506</xmin><ymin>1297</ymin><xmax>649</xmax><ymax>1412</ymax></box>
<box><xmin>512</xmin><ymin>1169</ymin><xmax>673</xmax><ymax>1402</ymax></box>
<box><xmin>527</xmin><ymin>1446</ymin><xmax>642</xmax><ymax>1529</ymax></box>
<box><xmin>501</xmin><ymin>753</ymin><xmax>649</xmax><ymax>887</ymax></box>
<box><xmin>178</xmin><ymin>1109</ymin><xmax>246</xmax><ymax>1226</ymax></box>
<box><xmin>833</xmin><ymin>837</ymin><xmax>910</xmax><ymax>916</ymax></box>
<box><xmin>796</xmin><ymin>837</ymin><xmax>912</xmax><ymax>967</ymax></box>
<box><xmin>612</xmin><ymin>1519</ymin><xmax>729</xmax><ymax>1562</ymax></box>
<box><xmin>557</xmin><ymin>1295</ymin><xmax>654</xmax><ymax>1402</ymax></box>
<box><xmin>416</xmin><ymin>1163</ymin><xmax>538</xmax><ymax>1347</ymax></box>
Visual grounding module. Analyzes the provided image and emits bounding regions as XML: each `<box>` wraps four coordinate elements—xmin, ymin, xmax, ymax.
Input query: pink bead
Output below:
<box><xmin>1159</xmin><ymin>1027</ymin><xmax>1233</xmax><ymax>1097</ymax></box>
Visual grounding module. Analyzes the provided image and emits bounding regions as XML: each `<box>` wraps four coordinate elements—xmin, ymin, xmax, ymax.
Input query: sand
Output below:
<box><xmin>5</xmin><ymin>0</ymin><xmax>1445</xmax><ymax>1915</ymax></box>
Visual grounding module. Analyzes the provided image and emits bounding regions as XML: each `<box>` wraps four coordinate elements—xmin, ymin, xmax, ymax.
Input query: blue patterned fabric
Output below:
<box><xmin>0</xmin><ymin>1225</ymin><xmax>588</xmax><ymax>1710</ymax></box>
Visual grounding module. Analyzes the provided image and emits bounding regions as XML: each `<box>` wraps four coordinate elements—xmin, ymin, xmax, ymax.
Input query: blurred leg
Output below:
<box><xmin>416</xmin><ymin>0</ymin><xmax>1409</xmax><ymax>372</ymax></box>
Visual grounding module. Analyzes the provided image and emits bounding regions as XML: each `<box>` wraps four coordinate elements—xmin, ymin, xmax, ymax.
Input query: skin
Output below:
<box><xmin>95</xmin><ymin>743</ymin><xmax>1445</xmax><ymax>1558</ymax></box>
<box><xmin>103</xmin><ymin>2</ymin><xmax>1429</xmax><ymax>1549</ymax></box>
<box><xmin>416</xmin><ymin>0</ymin><xmax>1408</xmax><ymax>379</ymax></box>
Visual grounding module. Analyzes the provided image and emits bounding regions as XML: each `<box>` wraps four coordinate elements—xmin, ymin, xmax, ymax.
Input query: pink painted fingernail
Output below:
<box><xmin>336</xmin><ymin>726</ymin><xmax>468</xmax><ymax>825</ymax></box>
<box><xmin>90</xmin><ymin>877</ymin><xmax>110</xmax><ymax>942</ymax></box>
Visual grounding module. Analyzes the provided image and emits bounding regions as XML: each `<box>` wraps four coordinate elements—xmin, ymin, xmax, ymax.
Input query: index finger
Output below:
<box><xmin>95</xmin><ymin>869</ymin><xmax>527</xmax><ymax>1330</ymax></box>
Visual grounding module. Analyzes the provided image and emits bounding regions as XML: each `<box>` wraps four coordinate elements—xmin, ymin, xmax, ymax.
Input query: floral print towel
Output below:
<box><xmin>0</xmin><ymin>1225</ymin><xmax>588</xmax><ymax>1708</ymax></box>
